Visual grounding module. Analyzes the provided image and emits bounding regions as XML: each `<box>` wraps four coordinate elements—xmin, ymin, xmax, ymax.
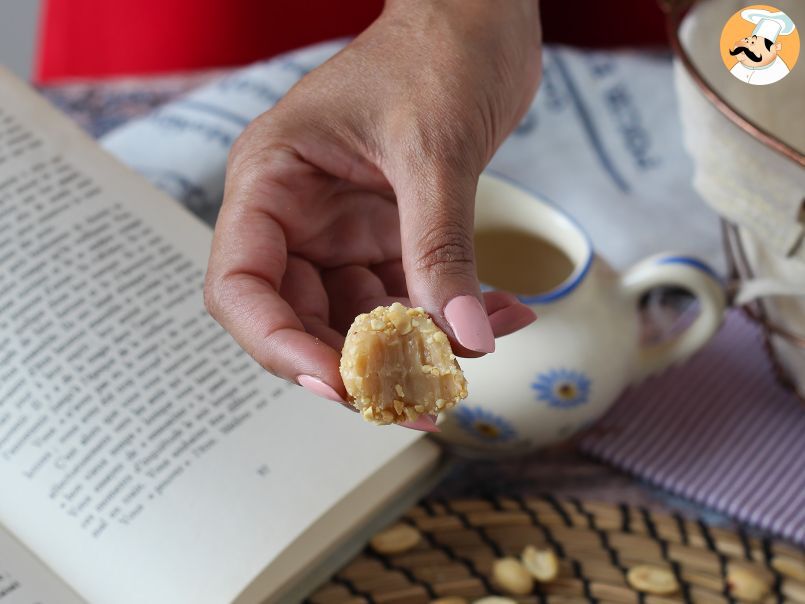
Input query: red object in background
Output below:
<box><xmin>36</xmin><ymin>0</ymin><xmax>384</xmax><ymax>83</ymax></box>
<box><xmin>36</xmin><ymin>0</ymin><xmax>668</xmax><ymax>83</ymax></box>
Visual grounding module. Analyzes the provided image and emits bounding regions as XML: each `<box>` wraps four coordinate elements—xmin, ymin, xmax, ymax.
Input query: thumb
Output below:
<box><xmin>395</xmin><ymin>165</ymin><xmax>495</xmax><ymax>355</ymax></box>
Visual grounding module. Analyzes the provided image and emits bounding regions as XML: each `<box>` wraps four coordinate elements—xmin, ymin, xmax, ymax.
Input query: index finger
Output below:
<box><xmin>204</xmin><ymin>150</ymin><xmax>346</xmax><ymax>402</ymax></box>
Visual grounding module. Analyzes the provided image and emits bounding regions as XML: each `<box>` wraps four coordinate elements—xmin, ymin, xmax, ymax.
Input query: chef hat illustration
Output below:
<box><xmin>741</xmin><ymin>8</ymin><xmax>796</xmax><ymax>43</ymax></box>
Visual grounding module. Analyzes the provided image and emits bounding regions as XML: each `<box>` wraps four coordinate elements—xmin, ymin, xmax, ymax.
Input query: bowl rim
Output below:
<box><xmin>663</xmin><ymin>0</ymin><xmax>805</xmax><ymax>168</ymax></box>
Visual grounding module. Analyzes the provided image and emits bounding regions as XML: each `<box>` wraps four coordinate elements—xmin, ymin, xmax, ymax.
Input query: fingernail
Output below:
<box><xmin>488</xmin><ymin>304</ymin><xmax>537</xmax><ymax>337</ymax></box>
<box><xmin>401</xmin><ymin>414</ymin><xmax>441</xmax><ymax>433</ymax></box>
<box><xmin>297</xmin><ymin>374</ymin><xmax>345</xmax><ymax>403</ymax></box>
<box><xmin>444</xmin><ymin>295</ymin><xmax>495</xmax><ymax>353</ymax></box>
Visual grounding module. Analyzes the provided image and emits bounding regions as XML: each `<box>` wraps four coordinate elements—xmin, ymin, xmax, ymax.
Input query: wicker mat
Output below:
<box><xmin>308</xmin><ymin>496</ymin><xmax>805</xmax><ymax>604</ymax></box>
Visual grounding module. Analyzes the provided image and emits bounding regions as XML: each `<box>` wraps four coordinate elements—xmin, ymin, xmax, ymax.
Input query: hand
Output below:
<box><xmin>204</xmin><ymin>0</ymin><xmax>542</xmax><ymax>429</ymax></box>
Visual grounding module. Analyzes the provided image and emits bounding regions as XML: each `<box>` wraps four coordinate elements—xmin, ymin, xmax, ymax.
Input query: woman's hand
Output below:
<box><xmin>204</xmin><ymin>0</ymin><xmax>542</xmax><ymax>429</ymax></box>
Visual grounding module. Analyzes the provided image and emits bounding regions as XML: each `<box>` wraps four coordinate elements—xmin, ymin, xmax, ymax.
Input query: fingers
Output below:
<box><xmin>204</xmin><ymin>271</ymin><xmax>345</xmax><ymax>399</ymax></box>
<box><xmin>483</xmin><ymin>291</ymin><xmax>522</xmax><ymax>315</ymax></box>
<box><xmin>324</xmin><ymin>265</ymin><xmax>536</xmax><ymax>342</ymax></box>
<box><xmin>322</xmin><ymin>265</ymin><xmax>407</xmax><ymax>334</ymax></box>
<box><xmin>400</xmin><ymin>415</ymin><xmax>440</xmax><ymax>433</ymax></box>
<box><xmin>371</xmin><ymin>259</ymin><xmax>408</xmax><ymax>298</ymax></box>
<box><xmin>392</xmin><ymin>148</ymin><xmax>538</xmax><ymax>355</ymax></box>
<box><xmin>205</xmin><ymin>147</ymin><xmax>346</xmax><ymax>401</ymax></box>
<box><xmin>280</xmin><ymin>255</ymin><xmax>346</xmax><ymax>351</ymax></box>
<box><xmin>394</xmin><ymin>163</ymin><xmax>494</xmax><ymax>355</ymax></box>
<box><xmin>488</xmin><ymin>301</ymin><xmax>538</xmax><ymax>337</ymax></box>
<box><xmin>483</xmin><ymin>291</ymin><xmax>538</xmax><ymax>337</ymax></box>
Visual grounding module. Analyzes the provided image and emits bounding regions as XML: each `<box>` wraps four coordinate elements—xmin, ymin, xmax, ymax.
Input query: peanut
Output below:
<box><xmin>726</xmin><ymin>566</ymin><xmax>770</xmax><ymax>602</ymax></box>
<box><xmin>521</xmin><ymin>545</ymin><xmax>559</xmax><ymax>582</ymax></box>
<box><xmin>369</xmin><ymin>523</ymin><xmax>421</xmax><ymax>555</ymax></box>
<box><xmin>492</xmin><ymin>557</ymin><xmax>534</xmax><ymax>595</ymax></box>
<box><xmin>626</xmin><ymin>564</ymin><xmax>679</xmax><ymax>595</ymax></box>
<box><xmin>771</xmin><ymin>556</ymin><xmax>805</xmax><ymax>582</ymax></box>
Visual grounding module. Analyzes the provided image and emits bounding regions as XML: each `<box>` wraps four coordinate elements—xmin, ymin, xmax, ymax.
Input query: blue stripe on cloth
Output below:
<box><xmin>173</xmin><ymin>100</ymin><xmax>252</xmax><ymax>128</ymax></box>
<box><xmin>549</xmin><ymin>51</ymin><xmax>631</xmax><ymax>194</ymax></box>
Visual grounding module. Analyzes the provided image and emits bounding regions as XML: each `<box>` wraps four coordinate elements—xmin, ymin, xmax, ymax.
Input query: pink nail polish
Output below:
<box><xmin>488</xmin><ymin>304</ymin><xmax>537</xmax><ymax>336</ymax></box>
<box><xmin>401</xmin><ymin>414</ymin><xmax>441</xmax><ymax>433</ymax></box>
<box><xmin>297</xmin><ymin>374</ymin><xmax>345</xmax><ymax>403</ymax></box>
<box><xmin>444</xmin><ymin>295</ymin><xmax>495</xmax><ymax>353</ymax></box>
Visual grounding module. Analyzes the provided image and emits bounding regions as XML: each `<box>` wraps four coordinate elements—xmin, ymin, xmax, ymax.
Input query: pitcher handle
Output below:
<box><xmin>620</xmin><ymin>254</ymin><xmax>727</xmax><ymax>383</ymax></box>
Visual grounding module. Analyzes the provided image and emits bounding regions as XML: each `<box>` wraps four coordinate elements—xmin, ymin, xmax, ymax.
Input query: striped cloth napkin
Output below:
<box><xmin>580</xmin><ymin>310</ymin><xmax>805</xmax><ymax>545</ymax></box>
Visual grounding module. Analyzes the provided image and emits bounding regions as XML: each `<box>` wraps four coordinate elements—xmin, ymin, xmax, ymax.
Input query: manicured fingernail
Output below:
<box><xmin>488</xmin><ymin>304</ymin><xmax>537</xmax><ymax>337</ymax></box>
<box><xmin>401</xmin><ymin>414</ymin><xmax>441</xmax><ymax>433</ymax></box>
<box><xmin>297</xmin><ymin>374</ymin><xmax>345</xmax><ymax>403</ymax></box>
<box><xmin>444</xmin><ymin>295</ymin><xmax>495</xmax><ymax>353</ymax></box>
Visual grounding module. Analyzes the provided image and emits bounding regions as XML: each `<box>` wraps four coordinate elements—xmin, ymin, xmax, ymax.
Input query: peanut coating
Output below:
<box><xmin>340</xmin><ymin>303</ymin><xmax>468</xmax><ymax>425</ymax></box>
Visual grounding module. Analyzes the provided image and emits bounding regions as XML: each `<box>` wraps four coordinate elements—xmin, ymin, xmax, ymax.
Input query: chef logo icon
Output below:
<box><xmin>720</xmin><ymin>5</ymin><xmax>799</xmax><ymax>85</ymax></box>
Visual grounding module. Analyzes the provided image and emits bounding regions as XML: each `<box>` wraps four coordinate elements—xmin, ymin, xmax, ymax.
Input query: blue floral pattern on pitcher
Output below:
<box><xmin>532</xmin><ymin>369</ymin><xmax>591</xmax><ymax>409</ymax></box>
<box><xmin>454</xmin><ymin>406</ymin><xmax>517</xmax><ymax>443</ymax></box>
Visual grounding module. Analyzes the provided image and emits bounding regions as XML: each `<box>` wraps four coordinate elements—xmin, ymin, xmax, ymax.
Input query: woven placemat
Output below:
<box><xmin>308</xmin><ymin>496</ymin><xmax>805</xmax><ymax>604</ymax></box>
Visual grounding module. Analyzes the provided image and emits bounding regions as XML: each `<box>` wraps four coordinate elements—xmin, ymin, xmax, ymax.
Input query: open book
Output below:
<box><xmin>0</xmin><ymin>68</ymin><xmax>444</xmax><ymax>603</ymax></box>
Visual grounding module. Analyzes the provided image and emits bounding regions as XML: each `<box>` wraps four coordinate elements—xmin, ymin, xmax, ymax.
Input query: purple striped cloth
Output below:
<box><xmin>580</xmin><ymin>310</ymin><xmax>805</xmax><ymax>545</ymax></box>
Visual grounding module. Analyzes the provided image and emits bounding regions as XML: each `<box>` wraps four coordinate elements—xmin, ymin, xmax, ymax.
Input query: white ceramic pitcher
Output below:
<box><xmin>434</xmin><ymin>174</ymin><xmax>727</xmax><ymax>456</ymax></box>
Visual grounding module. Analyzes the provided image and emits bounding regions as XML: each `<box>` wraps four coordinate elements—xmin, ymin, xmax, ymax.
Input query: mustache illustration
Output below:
<box><xmin>730</xmin><ymin>46</ymin><xmax>763</xmax><ymax>62</ymax></box>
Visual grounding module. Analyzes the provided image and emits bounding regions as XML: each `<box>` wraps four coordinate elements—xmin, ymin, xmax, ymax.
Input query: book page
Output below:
<box><xmin>244</xmin><ymin>441</ymin><xmax>448</xmax><ymax>603</ymax></box>
<box><xmin>0</xmin><ymin>524</ymin><xmax>83</xmax><ymax>604</ymax></box>
<box><xmin>0</xmin><ymin>69</ymin><xmax>440</xmax><ymax>603</ymax></box>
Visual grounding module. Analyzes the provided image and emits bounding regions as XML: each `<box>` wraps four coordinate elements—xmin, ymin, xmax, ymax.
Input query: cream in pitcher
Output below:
<box><xmin>434</xmin><ymin>174</ymin><xmax>727</xmax><ymax>456</ymax></box>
